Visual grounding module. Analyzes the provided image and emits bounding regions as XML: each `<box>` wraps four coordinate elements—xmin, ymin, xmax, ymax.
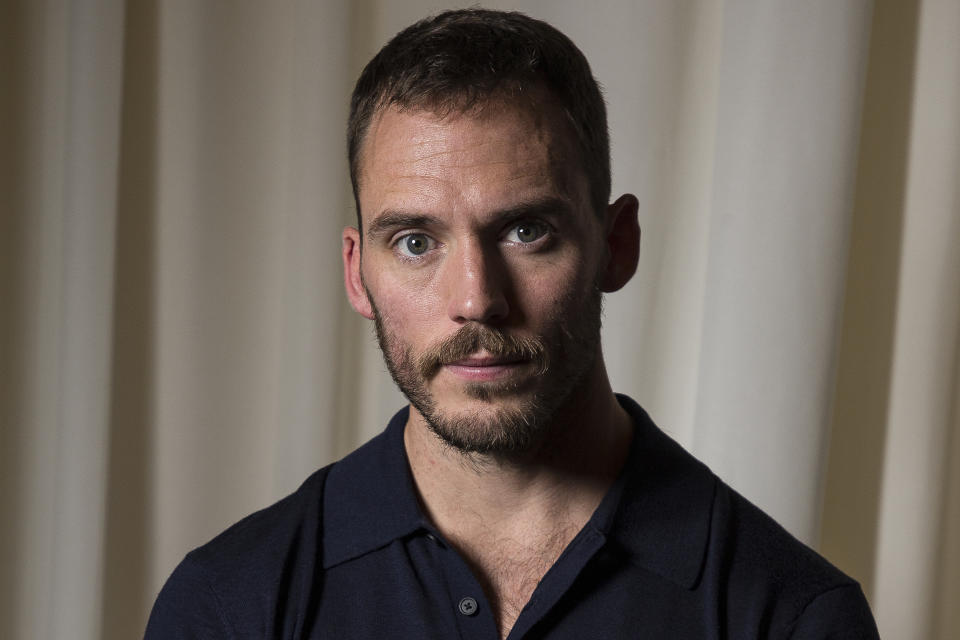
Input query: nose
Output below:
<box><xmin>444</xmin><ymin>240</ymin><xmax>510</xmax><ymax>325</ymax></box>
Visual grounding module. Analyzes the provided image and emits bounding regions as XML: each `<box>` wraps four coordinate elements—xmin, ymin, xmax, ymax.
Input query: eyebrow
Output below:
<box><xmin>496</xmin><ymin>197</ymin><xmax>575</xmax><ymax>225</ymax></box>
<box><xmin>365</xmin><ymin>197</ymin><xmax>575</xmax><ymax>241</ymax></box>
<box><xmin>365</xmin><ymin>213</ymin><xmax>440</xmax><ymax>241</ymax></box>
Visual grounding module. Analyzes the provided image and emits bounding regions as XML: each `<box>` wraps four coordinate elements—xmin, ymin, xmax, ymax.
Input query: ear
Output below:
<box><xmin>342</xmin><ymin>226</ymin><xmax>374</xmax><ymax>319</ymax></box>
<box><xmin>597</xmin><ymin>194</ymin><xmax>640</xmax><ymax>293</ymax></box>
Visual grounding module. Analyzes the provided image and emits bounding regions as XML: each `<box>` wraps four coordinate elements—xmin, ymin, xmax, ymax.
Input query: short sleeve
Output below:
<box><xmin>786</xmin><ymin>583</ymin><xmax>880</xmax><ymax>640</ymax></box>
<box><xmin>144</xmin><ymin>554</ymin><xmax>233</xmax><ymax>640</ymax></box>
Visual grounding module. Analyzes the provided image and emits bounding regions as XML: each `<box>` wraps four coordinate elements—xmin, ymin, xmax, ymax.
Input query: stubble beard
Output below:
<box><xmin>369</xmin><ymin>287</ymin><xmax>604</xmax><ymax>457</ymax></box>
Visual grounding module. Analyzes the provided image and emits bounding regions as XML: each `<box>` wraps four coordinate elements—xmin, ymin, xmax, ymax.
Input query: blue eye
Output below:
<box><xmin>506</xmin><ymin>221</ymin><xmax>547</xmax><ymax>243</ymax></box>
<box><xmin>397</xmin><ymin>233</ymin><xmax>434</xmax><ymax>257</ymax></box>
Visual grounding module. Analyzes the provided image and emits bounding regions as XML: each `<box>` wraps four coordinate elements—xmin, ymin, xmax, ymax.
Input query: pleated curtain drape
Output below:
<box><xmin>1</xmin><ymin>1</ymin><xmax>958</xmax><ymax>639</ymax></box>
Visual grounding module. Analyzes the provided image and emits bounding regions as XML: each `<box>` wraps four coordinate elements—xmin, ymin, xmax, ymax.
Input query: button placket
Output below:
<box><xmin>430</xmin><ymin>534</ymin><xmax>499</xmax><ymax>639</ymax></box>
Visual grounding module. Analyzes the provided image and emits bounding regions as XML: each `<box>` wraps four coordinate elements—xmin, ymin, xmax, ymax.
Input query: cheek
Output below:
<box><xmin>509</xmin><ymin>252</ymin><xmax>596</xmax><ymax>321</ymax></box>
<box><xmin>367</xmin><ymin>271</ymin><xmax>444</xmax><ymax>340</ymax></box>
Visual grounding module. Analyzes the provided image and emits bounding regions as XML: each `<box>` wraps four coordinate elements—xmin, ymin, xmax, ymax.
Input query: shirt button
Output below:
<box><xmin>458</xmin><ymin>597</ymin><xmax>478</xmax><ymax>616</ymax></box>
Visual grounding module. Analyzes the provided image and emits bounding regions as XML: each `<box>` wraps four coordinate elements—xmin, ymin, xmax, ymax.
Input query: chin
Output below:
<box><xmin>410</xmin><ymin>345</ymin><xmax>600</xmax><ymax>456</ymax></box>
<box><xmin>421</xmin><ymin>402</ymin><xmax>545</xmax><ymax>455</ymax></box>
<box><xmin>412</xmin><ymin>382</ymin><xmax>557</xmax><ymax>455</ymax></box>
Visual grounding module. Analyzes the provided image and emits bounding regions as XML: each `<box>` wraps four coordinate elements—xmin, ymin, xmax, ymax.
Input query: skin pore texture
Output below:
<box><xmin>342</xmin><ymin>98</ymin><xmax>640</xmax><ymax>638</ymax></box>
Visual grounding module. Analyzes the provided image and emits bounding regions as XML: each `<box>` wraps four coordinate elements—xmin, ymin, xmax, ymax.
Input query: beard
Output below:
<box><xmin>369</xmin><ymin>285</ymin><xmax>603</xmax><ymax>456</ymax></box>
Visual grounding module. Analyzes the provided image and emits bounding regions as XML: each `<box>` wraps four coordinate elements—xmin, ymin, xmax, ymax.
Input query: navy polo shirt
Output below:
<box><xmin>145</xmin><ymin>396</ymin><xmax>879</xmax><ymax>638</ymax></box>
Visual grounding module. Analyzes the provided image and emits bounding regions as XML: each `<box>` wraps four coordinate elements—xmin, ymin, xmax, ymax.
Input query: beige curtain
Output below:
<box><xmin>1</xmin><ymin>1</ymin><xmax>957</xmax><ymax>638</ymax></box>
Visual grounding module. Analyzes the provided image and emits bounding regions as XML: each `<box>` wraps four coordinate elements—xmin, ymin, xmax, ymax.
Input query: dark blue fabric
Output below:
<box><xmin>145</xmin><ymin>396</ymin><xmax>879</xmax><ymax>639</ymax></box>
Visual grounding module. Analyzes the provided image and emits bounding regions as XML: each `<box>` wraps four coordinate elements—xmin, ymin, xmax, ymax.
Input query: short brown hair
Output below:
<box><xmin>347</xmin><ymin>8</ymin><xmax>610</xmax><ymax>226</ymax></box>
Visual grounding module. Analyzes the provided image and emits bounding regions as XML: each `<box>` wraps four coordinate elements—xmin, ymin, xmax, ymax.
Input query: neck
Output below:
<box><xmin>403</xmin><ymin>355</ymin><xmax>633</xmax><ymax>542</ymax></box>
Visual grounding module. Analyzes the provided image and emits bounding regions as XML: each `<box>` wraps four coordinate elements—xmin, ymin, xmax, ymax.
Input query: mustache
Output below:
<box><xmin>416</xmin><ymin>324</ymin><xmax>549</xmax><ymax>379</ymax></box>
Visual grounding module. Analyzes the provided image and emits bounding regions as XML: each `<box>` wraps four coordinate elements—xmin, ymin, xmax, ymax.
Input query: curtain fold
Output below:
<box><xmin>819</xmin><ymin>0</ymin><xmax>920</xmax><ymax>610</ymax></box>
<box><xmin>1</xmin><ymin>1</ymin><xmax>957</xmax><ymax>638</ymax></box>
<box><xmin>683</xmin><ymin>0</ymin><xmax>872</xmax><ymax>543</ymax></box>
<box><xmin>1</xmin><ymin>1</ymin><xmax>125</xmax><ymax>637</ymax></box>
<box><xmin>869</xmin><ymin>0</ymin><xmax>960</xmax><ymax>635</ymax></box>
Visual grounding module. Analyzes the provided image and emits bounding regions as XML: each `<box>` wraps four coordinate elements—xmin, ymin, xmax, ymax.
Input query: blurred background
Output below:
<box><xmin>1</xmin><ymin>0</ymin><xmax>958</xmax><ymax>638</ymax></box>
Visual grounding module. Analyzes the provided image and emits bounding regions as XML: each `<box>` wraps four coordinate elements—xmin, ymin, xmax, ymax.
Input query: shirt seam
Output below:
<box><xmin>190</xmin><ymin>556</ymin><xmax>239</xmax><ymax>639</ymax></box>
<box><xmin>781</xmin><ymin>581</ymin><xmax>860</xmax><ymax>638</ymax></box>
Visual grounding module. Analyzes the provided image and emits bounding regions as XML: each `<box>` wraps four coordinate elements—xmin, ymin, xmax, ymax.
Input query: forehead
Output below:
<box><xmin>357</xmin><ymin>102</ymin><xmax>586</xmax><ymax>227</ymax></box>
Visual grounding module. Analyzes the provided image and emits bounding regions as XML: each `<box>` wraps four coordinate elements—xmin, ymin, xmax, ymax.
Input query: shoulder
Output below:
<box><xmin>144</xmin><ymin>419</ymin><xmax>409</xmax><ymax>638</ymax></box>
<box><xmin>144</xmin><ymin>465</ymin><xmax>333</xmax><ymax>639</ymax></box>
<box><xmin>191</xmin><ymin>464</ymin><xmax>331</xmax><ymax>567</ymax></box>
<box><xmin>615</xmin><ymin>395</ymin><xmax>878</xmax><ymax>637</ymax></box>
<box><xmin>708</xmin><ymin>477</ymin><xmax>878</xmax><ymax>638</ymax></box>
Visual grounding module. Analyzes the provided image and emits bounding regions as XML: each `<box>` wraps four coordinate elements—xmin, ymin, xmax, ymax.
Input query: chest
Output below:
<box><xmin>452</xmin><ymin>525</ymin><xmax>580</xmax><ymax>637</ymax></box>
<box><xmin>312</xmin><ymin>536</ymin><xmax>718</xmax><ymax>639</ymax></box>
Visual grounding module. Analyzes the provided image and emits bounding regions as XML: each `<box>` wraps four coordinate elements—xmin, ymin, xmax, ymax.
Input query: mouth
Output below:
<box><xmin>443</xmin><ymin>352</ymin><xmax>528</xmax><ymax>382</ymax></box>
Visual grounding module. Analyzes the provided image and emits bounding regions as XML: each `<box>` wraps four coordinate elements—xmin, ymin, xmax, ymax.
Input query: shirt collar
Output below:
<box><xmin>322</xmin><ymin>396</ymin><xmax>716</xmax><ymax>590</ymax></box>
<box><xmin>607</xmin><ymin>394</ymin><xmax>716</xmax><ymax>590</ymax></box>
<box><xmin>322</xmin><ymin>406</ymin><xmax>425</xmax><ymax>569</ymax></box>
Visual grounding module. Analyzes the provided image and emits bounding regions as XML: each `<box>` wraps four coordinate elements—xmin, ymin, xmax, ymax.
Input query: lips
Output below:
<box><xmin>446</xmin><ymin>354</ymin><xmax>525</xmax><ymax>367</ymax></box>
<box><xmin>443</xmin><ymin>352</ymin><xmax>527</xmax><ymax>381</ymax></box>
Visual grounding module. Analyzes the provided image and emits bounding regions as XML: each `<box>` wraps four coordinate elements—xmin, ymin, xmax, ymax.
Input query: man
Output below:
<box><xmin>146</xmin><ymin>9</ymin><xmax>879</xmax><ymax>639</ymax></box>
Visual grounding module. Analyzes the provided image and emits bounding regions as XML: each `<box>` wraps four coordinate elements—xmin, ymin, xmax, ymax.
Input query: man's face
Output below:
<box><xmin>347</xmin><ymin>101</ymin><xmax>608</xmax><ymax>455</ymax></box>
